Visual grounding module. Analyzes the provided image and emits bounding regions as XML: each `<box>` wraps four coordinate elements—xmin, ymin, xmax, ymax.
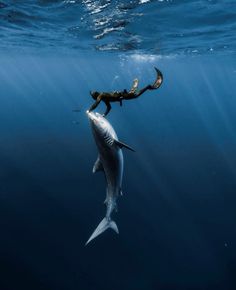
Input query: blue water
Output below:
<box><xmin>0</xmin><ymin>0</ymin><xmax>236</xmax><ymax>55</ymax></box>
<box><xmin>0</xmin><ymin>1</ymin><xmax>236</xmax><ymax>290</ymax></box>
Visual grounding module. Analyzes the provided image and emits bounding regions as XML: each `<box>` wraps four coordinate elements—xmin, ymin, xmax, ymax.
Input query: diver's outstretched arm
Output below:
<box><xmin>88</xmin><ymin>94</ymin><xmax>102</xmax><ymax>112</ymax></box>
<box><xmin>103</xmin><ymin>101</ymin><xmax>111</xmax><ymax>116</ymax></box>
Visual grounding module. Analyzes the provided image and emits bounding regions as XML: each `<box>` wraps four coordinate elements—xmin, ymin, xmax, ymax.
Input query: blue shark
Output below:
<box><xmin>86</xmin><ymin>111</ymin><xmax>134</xmax><ymax>245</ymax></box>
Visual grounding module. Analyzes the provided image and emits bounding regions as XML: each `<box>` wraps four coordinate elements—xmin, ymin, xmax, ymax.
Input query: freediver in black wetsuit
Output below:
<box><xmin>88</xmin><ymin>67</ymin><xmax>163</xmax><ymax>116</ymax></box>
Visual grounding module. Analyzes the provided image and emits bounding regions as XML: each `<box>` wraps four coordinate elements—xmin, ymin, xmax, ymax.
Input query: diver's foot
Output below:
<box><xmin>149</xmin><ymin>85</ymin><xmax>156</xmax><ymax>90</ymax></box>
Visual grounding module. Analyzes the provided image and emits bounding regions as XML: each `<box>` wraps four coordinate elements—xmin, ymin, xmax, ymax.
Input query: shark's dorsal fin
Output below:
<box><xmin>114</xmin><ymin>140</ymin><xmax>135</xmax><ymax>152</ymax></box>
<box><xmin>93</xmin><ymin>156</ymin><xmax>104</xmax><ymax>173</ymax></box>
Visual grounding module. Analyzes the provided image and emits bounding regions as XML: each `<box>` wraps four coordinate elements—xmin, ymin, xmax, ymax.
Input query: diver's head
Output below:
<box><xmin>90</xmin><ymin>91</ymin><xmax>100</xmax><ymax>100</ymax></box>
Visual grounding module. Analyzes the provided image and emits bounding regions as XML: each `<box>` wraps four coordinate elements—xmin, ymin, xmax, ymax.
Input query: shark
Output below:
<box><xmin>86</xmin><ymin>111</ymin><xmax>134</xmax><ymax>245</ymax></box>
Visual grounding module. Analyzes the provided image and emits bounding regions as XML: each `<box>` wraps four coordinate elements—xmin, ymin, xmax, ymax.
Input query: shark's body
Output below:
<box><xmin>86</xmin><ymin>111</ymin><xmax>134</xmax><ymax>245</ymax></box>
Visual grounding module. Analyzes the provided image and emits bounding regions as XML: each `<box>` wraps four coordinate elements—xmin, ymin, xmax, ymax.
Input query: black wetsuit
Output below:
<box><xmin>88</xmin><ymin>67</ymin><xmax>163</xmax><ymax>116</ymax></box>
<box><xmin>89</xmin><ymin>85</ymin><xmax>155</xmax><ymax>116</ymax></box>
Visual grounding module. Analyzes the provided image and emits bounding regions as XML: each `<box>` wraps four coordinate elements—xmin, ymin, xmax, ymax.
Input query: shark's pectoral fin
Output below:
<box><xmin>93</xmin><ymin>156</ymin><xmax>104</xmax><ymax>173</ymax></box>
<box><xmin>114</xmin><ymin>140</ymin><xmax>135</xmax><ymax>152</ymax></box>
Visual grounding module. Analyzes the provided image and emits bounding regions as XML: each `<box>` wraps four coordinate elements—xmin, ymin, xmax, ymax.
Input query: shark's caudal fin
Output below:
<box><xmin>85</xmin><ymin>217</ymin><xmax>119</xmax><ymax>245</ymax></box>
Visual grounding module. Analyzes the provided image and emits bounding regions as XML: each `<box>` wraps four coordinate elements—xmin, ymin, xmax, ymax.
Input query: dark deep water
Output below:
<box><xmin>1</xmin><ymin>1</ymin><xmax>236</xmax><ymax>290</ymax></box>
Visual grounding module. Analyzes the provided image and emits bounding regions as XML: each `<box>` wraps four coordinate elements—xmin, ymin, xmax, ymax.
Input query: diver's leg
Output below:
<box><xmin>135</xmin><ymin>85</ymin><xmax>153</xmax><ymax>97</ymax></box>
<box><xmin>88</xmin><ymin>95</ymin><xmax>102</xmax><ymax>112</ymax></box>
<box><xmin>129</xmin><ymin>78</ymin><xmax>139</xmax><ymax>93</ymax></box>
<box><xmin>103</xmin><ymin>101</ymin><xmax>111</xmax><ymax>116</ymax></box>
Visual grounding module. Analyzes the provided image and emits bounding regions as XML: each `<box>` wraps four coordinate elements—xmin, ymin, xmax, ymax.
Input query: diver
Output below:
<box><xmin>88</xmin><ymin>67</ymin><xmax>163</xmax><ymax>116</ymax></box>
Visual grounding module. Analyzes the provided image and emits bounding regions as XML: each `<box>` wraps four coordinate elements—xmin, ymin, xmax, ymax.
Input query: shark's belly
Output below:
<box><xmin>101</xmin><ymin>147</ymin><xmax>123</xmax><ymax>196</ymax></box>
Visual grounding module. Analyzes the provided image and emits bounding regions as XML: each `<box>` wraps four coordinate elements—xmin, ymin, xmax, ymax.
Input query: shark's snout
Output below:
<box><xmin>87</xmin><ymin>111</ymin><xmax>97</xmax><ymax>122</ymax></box>
<box><xmin>87</xmin><ymin>111</ymin><xmax>104</xmax><ymax>124</ymax></box>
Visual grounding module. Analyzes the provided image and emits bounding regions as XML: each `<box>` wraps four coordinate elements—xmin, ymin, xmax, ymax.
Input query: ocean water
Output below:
<box><xmin>0</xmin><ymin>1</ymin><xmax>236</xmax><ymax>290</ymax></box>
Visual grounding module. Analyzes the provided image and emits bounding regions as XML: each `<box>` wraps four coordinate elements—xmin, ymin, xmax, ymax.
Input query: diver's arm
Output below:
<box><xmin>103</xmin><ymin>101</ymin><xmax>111</xmax><ymax>116</ymax></box>
<box><xmin>88</xmin><ymin>94</ymin><xmax>103</xmax><ymax>112</ymax></box>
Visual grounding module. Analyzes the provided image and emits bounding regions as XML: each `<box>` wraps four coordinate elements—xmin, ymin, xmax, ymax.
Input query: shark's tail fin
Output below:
<box><xmin>85</xmin><ymin>217</ymin><xmax>119</xmax><ymax>245</ymax></box>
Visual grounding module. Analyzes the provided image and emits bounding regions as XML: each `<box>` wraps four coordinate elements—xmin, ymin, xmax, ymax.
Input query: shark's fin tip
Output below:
<box><xmin>86</xmin><ymin>217</ymin><xmax>119</xmax><ymax>245</ymax></box>
<box><xmin>114</xmin><ymin>139</ymin><xmax>135</xmax><ymax>152</ymax></box>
